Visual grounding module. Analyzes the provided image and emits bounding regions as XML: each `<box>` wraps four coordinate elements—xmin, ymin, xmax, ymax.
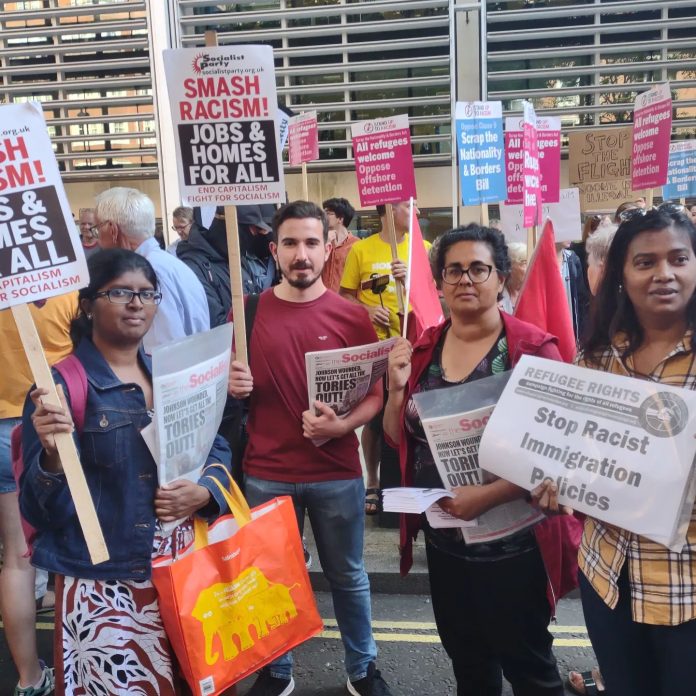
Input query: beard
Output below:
<box><xmin>281</xmin><ymin>261</ymin><xmax>323</xmax><ymax>289</ymax></box>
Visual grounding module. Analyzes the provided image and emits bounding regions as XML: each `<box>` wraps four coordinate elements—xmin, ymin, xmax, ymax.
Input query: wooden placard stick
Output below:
<box><xmin>645</xmin><ymin>189</ymin><xmax>654</xmax><ymax>208</ymax></box>
<box><xmin>384</xmin><ymin>203</ymin><xmax>406</xmax><ymax>316</ymax></box>
<box><xmin>11</xmin><ymin>303</ymin><xmax>109</xmax><ymax>564</ymax></box>
<box><xmin>205</xmin><ymin>30</ymin><xmax>248</xmax><ymax>367</ymax></box>
<box><xmin>527</xmin><ymin>225</ymin><xmax>538</xmax><ymax>255</ymax></box>
<box><xmin>225</xmin><ymin>207</ymin><xmax>248</xmax><ymax>365</ymax></box>
<box><xmin>480</xmin><ymin>203</ymin><xmax>489</xmax><ymax>227</ymax></box>
<box><xmin>301</xmin><ymin>162</ymin><xmax>309</xmax><ymax>201</ymax></box>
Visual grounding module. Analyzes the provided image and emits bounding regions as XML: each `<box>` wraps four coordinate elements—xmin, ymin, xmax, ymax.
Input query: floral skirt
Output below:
<box><xmin>54</xmin><ymin>521</ymin><xmax>195</xmax><ymax>696</ymax></box>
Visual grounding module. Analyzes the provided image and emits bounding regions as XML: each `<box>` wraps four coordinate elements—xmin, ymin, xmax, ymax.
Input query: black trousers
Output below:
<box><xmin>426</xmin><ymin>542</ymin><xmax>564</xmax><ymax>696</ymax></box>
<box><xmin>580</xmin><ymin>567</ymin><xmax>696</xmax><ymax>696</ymax></box>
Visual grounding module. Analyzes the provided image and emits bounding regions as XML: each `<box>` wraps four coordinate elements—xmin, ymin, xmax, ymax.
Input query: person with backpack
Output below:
<box><xmin>1</xmin><ymin>294</ymin><xmax>76</xmax><ymax>696</ymax></box>
<box><xmin>18</xmin><ymin>250</ymin><xmax>232</xmax><ymax>696</ymax></box>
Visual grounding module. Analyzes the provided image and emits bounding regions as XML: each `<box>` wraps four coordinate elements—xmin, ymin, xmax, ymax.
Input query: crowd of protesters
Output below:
<box><xmin>0</xmin><ymin>189</ymin><xmax>694</xmax><ymax>696</ymax></box>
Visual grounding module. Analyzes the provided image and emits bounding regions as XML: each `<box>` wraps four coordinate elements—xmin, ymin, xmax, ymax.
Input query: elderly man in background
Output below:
<box><xmin>167</xmin><ymin>205</ymin><xmax>197</xmax><ymax>255</ymax></box>
<box><xmin>78</xmin><ymin>208</ymin><xmax>100</xmax><ymax>259</ymax></box>
<box><xmin>94</xmin><ymin>187</ymin><xmax>210</xmax><ymax>352</ymax></box>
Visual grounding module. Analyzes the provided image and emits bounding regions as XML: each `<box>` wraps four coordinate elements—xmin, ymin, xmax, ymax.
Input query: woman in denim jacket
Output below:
<box><xmin>20</xmin><ymin>249</ymin><xmax>232</xmax><ymax>696</ymax></box>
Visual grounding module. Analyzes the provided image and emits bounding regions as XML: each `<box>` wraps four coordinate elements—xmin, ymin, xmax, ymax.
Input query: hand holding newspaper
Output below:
<box><xmin>413</xmin><ymin>373</ymin><xmax>544</xmax><ymax>544</ymax></box>
<box><xmin>305</xmin><ymin>337</ymin><xmax>397</xmax><ymax>446</ymax></box>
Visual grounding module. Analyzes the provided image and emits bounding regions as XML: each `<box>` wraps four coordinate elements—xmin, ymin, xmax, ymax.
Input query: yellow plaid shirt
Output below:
<box><xmin>576</xmin><ymin>331</ymin><xmax>696</xmax><ymax>626</ymax></box>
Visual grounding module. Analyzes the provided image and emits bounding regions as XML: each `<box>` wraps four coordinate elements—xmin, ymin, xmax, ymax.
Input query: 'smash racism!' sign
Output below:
<box><xmin>163</xmin><ymin>46</ymin><xmax>285</xmax><ymax>206</ymax></box>
<box><xmin>479</xmin><ymin>356</ymin><xmax>696</xmax><ymax>550</ymax></box>
<box><xmin>0</xmin><ymin>103</ymin><xmax>87</xmax><ymax>310</ymax></box>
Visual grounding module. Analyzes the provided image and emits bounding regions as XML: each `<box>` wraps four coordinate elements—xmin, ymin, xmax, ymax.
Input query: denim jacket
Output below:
<box><xmin>19</xmin><ymin>338</ymin><xmax>233</xmax><ymax>581</ymax></box>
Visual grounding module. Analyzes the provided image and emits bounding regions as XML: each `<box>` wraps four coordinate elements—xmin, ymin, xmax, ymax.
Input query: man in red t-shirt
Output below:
<box><xmin>229</xmin><ymin>201</ymin><xmax>393</xmax><ymax>696</ymax></box>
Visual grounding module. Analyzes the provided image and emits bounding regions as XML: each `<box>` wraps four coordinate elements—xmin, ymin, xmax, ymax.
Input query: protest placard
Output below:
<box><xmin>288</xmin><ymin>111</ymin><xmax>319</xmax><ymax>166</ymax></box>
<box><xmin>0</xmin><ymin>103</ymin><xmax>88</xmax><ymax>310</ymax></box>
<box><xmin>305</xmin><ymin>338</ymin><xmax>396</xmax><ymax>446</ymax></box>
<box><xmin>499</xmin><ymin>188</ymin><xmax>581</xmax><ymax>244</ymax></box>
<box><xmin>505</xmin><ymin>113</ymin><xmax>561</xmax><ymax>206</ymax></box>
<box><xmin>632</xmin><ymin>83</ymin><xmax>672</xmax><ymax>192</ymax></box>
<box><xmin>351</xmin><ymin>115</ymin><xmax>417</xmax><ymax>208</ymax></box>
<box><xmin>568</xmin><ymin>126</ymin><xmax>639</xmax><ymax>212</ymax></box>
<box><xmin>163</xmin><ymin>45</ymin><xmax>285</xmax><ymax>206</ymax></box>
<box><xmin>662</xmin><ymin>141</ymin><xmax>696</xmax><ymax>200</ymax></box>
<box><xmin>522</xmin><ymin>103</ymin><xmax>543</xmax><ymax>227</ymax></box>
<box><xmin>1</xmin><ymin>102</ymin><xmax>106</xmax><ymax>563</ymax></box>
<box><xmin>478</xmin><ymin>355</ymin><xmax>696</xmax><ymax>551</ymax></box>
<box><xmin>278</xmin><ymin>106</ymin><xmax>292</xmax><ymax>151</ymax></box>
<box><xmin>454</xmin><ymin>101</ymin><xmax>506</xmax><ymax>206</ymax></box>
<box><xmin>148</xmin><ymin>323</ymin><xmax>233</xmax><ymax>486</ymax></box>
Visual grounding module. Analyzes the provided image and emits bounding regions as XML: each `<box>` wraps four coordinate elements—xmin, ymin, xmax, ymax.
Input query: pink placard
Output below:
<box><xmin>505</xmin><ymin>130</ymin><xmax>524</xmax><ymax>204</ymax></box>
<box><xmin>632</xmin><ymin>84</ymin><xmax>672</xmax><ymax>191</ymax></box>
<box><xmin>522</xmin><ymin>104</ymin><xmax>542</xmax><ymax>228</ymax></box>
<box><xmin>288</xmin><ymin>111</ymin><xmax>319</xmax><ymax>166</ymax></box>
<box><xmin>351</xmin><ymin>115</ymin><xmax>417</xmax><ymax>207</ymax></box>
<box><xmin>536</xmin><ymin>117</ymin><xmax>561</xmax><ymax>203</ymax></box>
<box><xmin>505</xmin><ymin>116</ymin><xmax>561</xmax><ymax>204</ymax></box>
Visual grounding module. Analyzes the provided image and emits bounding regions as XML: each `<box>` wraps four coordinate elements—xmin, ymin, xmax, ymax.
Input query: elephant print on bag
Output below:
<box><xmin>191</xmin><ymin>566</ymin><xmax>301</xmax><ymax>665</ymax></box>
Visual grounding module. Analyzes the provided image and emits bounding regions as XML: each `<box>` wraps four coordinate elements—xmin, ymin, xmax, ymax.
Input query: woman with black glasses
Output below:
<box><xmin>19</xmin><ymin>249</ymin><xmax>232</xmax><ymax>696</ymax></box>
<box><xmin>384</xmin><ymin>225</ymin><xmax>581</xmax><ymax>696</ymax></box>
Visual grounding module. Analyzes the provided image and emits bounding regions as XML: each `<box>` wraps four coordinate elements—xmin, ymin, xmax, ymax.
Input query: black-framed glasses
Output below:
<box><xmin>171</xmin><ymin>222</ymin><xmax>192</xmax><ymax>232</ymax></box>
<box><xmin>94</xmin><ymin>288</ymin><xmax>162</xmax><ymax>305</ymax></box>
<box><xmin>619</xmin><ymin>202</ymin><xmax>685</xmax><ymax>223</ymax></box>
<box><xmin>441</xmin><ymin>263</ymin><xmax>494</xmax><ymax>285</ymax></box>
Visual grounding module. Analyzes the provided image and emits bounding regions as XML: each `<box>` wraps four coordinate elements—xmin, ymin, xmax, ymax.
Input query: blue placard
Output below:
<box><xmin>662</xmin><ymin>143</ymin><xmax>696</xmax><ymax>200</ymax></box>
<box><xmin>456</xmin><ymin>102</ymin><xmax>506</xmax><ymax>206</ymax></box>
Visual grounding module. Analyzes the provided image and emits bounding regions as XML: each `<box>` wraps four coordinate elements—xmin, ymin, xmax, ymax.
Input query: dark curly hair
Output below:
<box><xmin>582</xmin><ymin>209</ymin><xmax>696</xmax><ymax>362</ymax></box>
<box><xmin>435</xmin><ymin>224</ymin><xmax>511</xmax><ymax>280</ymax></box>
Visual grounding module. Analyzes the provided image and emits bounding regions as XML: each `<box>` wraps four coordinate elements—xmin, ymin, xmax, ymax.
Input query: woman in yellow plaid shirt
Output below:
<box><xmin>536</xmin><ymin>203</ymin><xmax>696</xmax><ymax>696</ymax></box>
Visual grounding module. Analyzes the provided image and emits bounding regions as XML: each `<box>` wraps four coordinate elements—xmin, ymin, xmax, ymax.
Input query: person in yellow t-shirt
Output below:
<box><xmin>340</xmin><ymin>200</ymin><xmax>429</xmax><ymax>340</ymax></box>
<box><xmin>0</xmin><ymin>292</ymin><xmax>76</xmax><ymax>696</ymax></box>
<box><xmin>340</xmin><ymin>200</ymin><xmax>430</xmax><ymax>514</ymax></box>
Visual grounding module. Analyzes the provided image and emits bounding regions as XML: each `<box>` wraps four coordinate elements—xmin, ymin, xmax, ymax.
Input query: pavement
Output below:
<box><xmin>306</xmin><ymin>513</ymin><xmax>430</xmax><ymax>595</ymax></box>
<box><xmin>1</xmin><ymin>520</ymin><xmax>596</xmax><ymax>695</ymax></box>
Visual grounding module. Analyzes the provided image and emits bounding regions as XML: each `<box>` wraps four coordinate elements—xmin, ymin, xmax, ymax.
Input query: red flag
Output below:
<box><xmin>405</xmin><ymin>204</ymin><xmax>444</xmax><ymax>341</ymax></box>
<box><xmin>514</xmin><ymin>219</ymin><xmax>576</xmax><ymax>362</ymax></box>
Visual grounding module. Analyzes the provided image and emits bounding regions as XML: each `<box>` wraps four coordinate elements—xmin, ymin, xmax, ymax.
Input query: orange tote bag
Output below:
<box><xmin>152</xmin><ymin>472</ymin><xmax>323</xmax><ymax>696</ymax></box>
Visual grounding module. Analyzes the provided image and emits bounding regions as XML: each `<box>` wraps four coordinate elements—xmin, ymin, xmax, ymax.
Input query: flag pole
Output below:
<box><xmin>402</xmin><ymin>198</ymin><xmax>415</xmax><ymax>338</ymax></box>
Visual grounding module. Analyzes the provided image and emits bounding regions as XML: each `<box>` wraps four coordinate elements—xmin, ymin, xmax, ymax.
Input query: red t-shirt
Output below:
<box><xmin>243</xmin><ymin>288</ymin><xmax>377</xmax><ymax>482</ymax></box>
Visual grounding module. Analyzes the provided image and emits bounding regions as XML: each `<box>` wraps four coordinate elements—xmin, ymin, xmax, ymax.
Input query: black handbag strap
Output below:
<box><xmin>244</xmin><ymin>293</ymin><xmax>260</xmax><ymax>364</ymax></box>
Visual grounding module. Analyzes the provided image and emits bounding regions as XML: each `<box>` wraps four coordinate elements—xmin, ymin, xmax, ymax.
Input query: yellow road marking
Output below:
<box><xmin>323</xmin><ymin>619</ymin><xmax>588</xmax><ymax>634</ymax></box>
<box><xmin>318</xmin><ymin>630</ymin><xmax>591</xmax><ymax>648</ymax></box>
<box><xmin>4</xmin><ymin>618</ymin><xmax>590</xmax><ymax>648</ymax></box>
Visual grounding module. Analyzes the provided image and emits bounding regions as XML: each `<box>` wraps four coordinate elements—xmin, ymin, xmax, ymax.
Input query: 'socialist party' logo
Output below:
<box><xmin>191</xmin><ymin>52</ymin><xmax>246</xmax><ymax>75</ymax></box>
<box><xmin>639</xmin><ymin>392</ymin><xmax>689</xmax><ymax>437</ymax></box>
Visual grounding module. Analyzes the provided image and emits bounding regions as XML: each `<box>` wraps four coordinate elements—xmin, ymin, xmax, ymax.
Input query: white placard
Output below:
<box><xmin>499</xmin><ymin>188</ymin><xmax>581</xmax><ymax>243</ymax></box>
<box><xmin>0</xmin><ymin>102</ymin><xmax>88</xmax><ymax>309</ymax></box>
<box><xmin>478</xmin><ymin>355</ymin><xmax>696</xmax><ymax>551</ymax></box>
<box><xmin>163</xmin><ymin>46</ymin><xmax>285</xmax><ymax>206</ymax></box>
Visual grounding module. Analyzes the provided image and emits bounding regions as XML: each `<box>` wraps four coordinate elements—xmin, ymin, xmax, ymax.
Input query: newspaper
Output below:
<box><xmin>305</xmin><ymin>337</ymin><xmax>396</xmax><ymax>445</ymax></box>
<box><xmin>148</xmin><ymin>323</ymin><xmax>233</xmax><ymax>486</ymax></box>
<box><xmin>383</xmin><ymin>487</ymin><xmax>457</xmax><ymax>515</ymax></box>
<box><xmin>413</xmin><ymin>373</ymin><xmax>544</xmax><ymax>544</ymax></box>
